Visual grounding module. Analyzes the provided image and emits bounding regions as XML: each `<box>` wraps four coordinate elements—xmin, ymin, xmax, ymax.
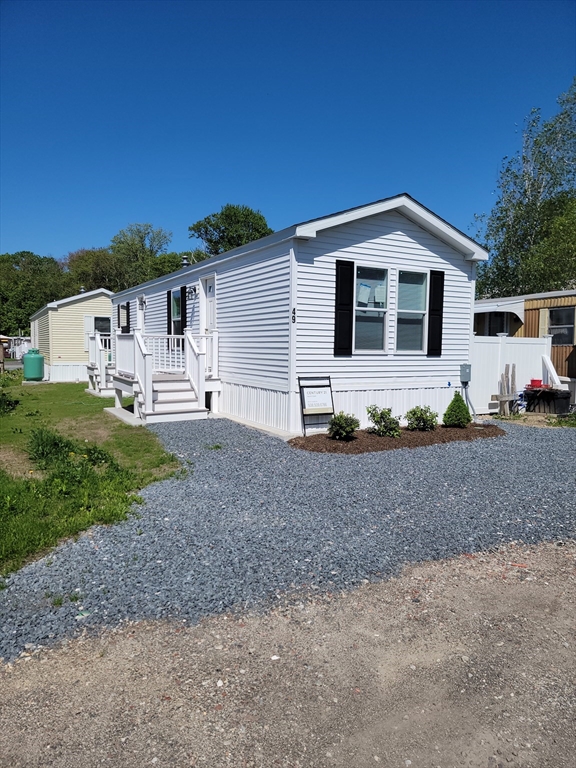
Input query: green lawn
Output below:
<box><xmin>0</xmin><ymin>372</ymin><xmax>181</xmax><ymax>576</ymax></box>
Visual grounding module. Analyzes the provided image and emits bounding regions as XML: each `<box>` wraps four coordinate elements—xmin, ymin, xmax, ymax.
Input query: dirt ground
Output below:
<box><xmin>1</xmin><ymin>540</ymin><xmax>574</xmax><ymax>768</ymax></box>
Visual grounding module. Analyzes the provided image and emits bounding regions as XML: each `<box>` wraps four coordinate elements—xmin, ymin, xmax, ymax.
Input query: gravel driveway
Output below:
<box><xmin>1</xmin><ymin>419</ymin><xmax>575</xmax><ymax>662</ymax></box>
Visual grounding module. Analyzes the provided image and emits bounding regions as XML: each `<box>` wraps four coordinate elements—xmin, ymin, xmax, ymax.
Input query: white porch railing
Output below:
<box><xmin>184</xmin><ymin>330</ymin><xmax>206</xmax><ymax>406</ymax></box>
<box><xmin>134</xmin><ymin>331</ymin><xmax>153</xmax><ymax>416</ymax></box>
<box><xmin>114</xmin><ymin>329</ymin><xmax>215</xmax><ymax>415</ymax></box>
<box><xmin>116</xmin><ymin>332</ymin><xmax>135</xmax><ymax>377</ymax></box>
<box><xmin>143</xmin><ymin>334</ymin><xmax>185</xmax><ymax>373</ymax></box>
<box><xmin>87</xmin><ymin>332</ymin><xmax>113</xmax><ymax>391</ymax></box>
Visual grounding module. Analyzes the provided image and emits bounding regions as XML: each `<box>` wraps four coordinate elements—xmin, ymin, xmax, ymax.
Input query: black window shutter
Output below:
<box><xmin>334</xmin><ymin>260</ymin><xmax>354</xmax><ymax>356</ymax></box>
<box><xmin>180</xmin><ymin>286</ymin><xmax>187</xmax><ymax>332</ymax></box>
<box><xmin>427</xmin><ymin>270</ymin><xmax>444</xmax><ymax>356</ymax></box>
<box><xmin>117</xmin><ymin>304</ymin><xmax>121</xmax><ymax>330</ymax></box>
<box><xmin>126</xmin><ymin>302</ymin><xmax>130</xmax><ymax>333</ymax></box>
<box><xmin>166</xmin><ymin>291</ymin><xmax>172</xmax><ymax>335</ymax></box>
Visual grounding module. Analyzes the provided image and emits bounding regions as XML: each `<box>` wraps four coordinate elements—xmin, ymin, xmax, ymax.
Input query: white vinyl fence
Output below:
<box><xmin>469</xmin><ymin>335</ymin><xmax>552</xmax><ymax>413</ymax></box>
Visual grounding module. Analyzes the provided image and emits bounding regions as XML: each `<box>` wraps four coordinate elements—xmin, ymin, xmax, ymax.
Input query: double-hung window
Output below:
<box><xmin>354</xmin><ymin>267</ymin><xmax>388</xmax><ymax>351</ymax></box>
<box><xmin>548</xmin><ymin>307</ymin><xmax>575</xmax><ymax>346</ymax></box>
<box><xmin>396</xmin><ymin>271</ymin><xmax>427</xmax><ymax>351</ymax></box>
<box><xmin>334</xmin><ymin>262</ymin><xmax>443</xmax><ymax>357</ymax></box>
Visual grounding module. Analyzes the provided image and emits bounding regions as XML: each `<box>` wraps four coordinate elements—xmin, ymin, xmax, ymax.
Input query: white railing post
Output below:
<box><xmin>184</xmin><ymin>329</ymin><xmax>205</xmax><ymax>408</ymax></box>
<box><xmin>98</xmin><ymin>336</ymin><xmax>108</xmax><ymax>387</ymax></box>
<box><xmin>211</xmin><ymin>329</ymin><xmax>219</xmax><ymax>378</ymax></box>
<box><xmin>88</xmin><ymin>332</ymin><xmax>97</xmax><ymax>366</ymax></box>
<box><xmin>134</xmin><ymin>331</ymin><xmax>152</xmax><ymax>416</ymax></box>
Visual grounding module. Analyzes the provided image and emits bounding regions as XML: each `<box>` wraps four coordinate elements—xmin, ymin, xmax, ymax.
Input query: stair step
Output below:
<box><xmin>152</xmin><ymin>400</ymin><xmax>199</xmax><ymax>413</ymax></box>
<box><xmin>153</xmin><ymin>380</ymin><xmax>193</xmax><ymax>392</ymax></box>
<box><xmin>153</xmin><ymin>389</ymin><xmax>196</xmax><ymax>403</ymax></box>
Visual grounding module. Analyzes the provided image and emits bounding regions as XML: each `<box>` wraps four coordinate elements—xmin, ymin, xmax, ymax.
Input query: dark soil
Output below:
<box><xmin>289</xmin><ymin>423</ymin><xmax>505</xmax><ymax>454</ymax></box>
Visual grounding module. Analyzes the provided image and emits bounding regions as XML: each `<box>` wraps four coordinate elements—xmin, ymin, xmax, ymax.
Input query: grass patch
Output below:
<box><xmin>0</xmin><ymin>381</ymin><xmax>181</xmax><ymax>575</ymax></box>
<box><xmin>548</xmin><ymin>411</ymin><xmax>576</xmax><ymax>427</ymax></box>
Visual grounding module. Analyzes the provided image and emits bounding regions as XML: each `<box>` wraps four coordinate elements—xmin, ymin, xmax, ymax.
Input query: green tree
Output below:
<box><xmin>152</xmin><ymin>250</ymin><xmax>211</xmax><ymax>279</ymax></box>
<box><xmin>188</xmin><ymin>204</ymin><xmax>273</xmax><ymax>256</ymax></box>
<box><xmin>0</xmin><ymin>252</ymin><xmax>72</xmax><ymax>335</ymax></box>
<box><xmin>110</xmin><ymin>223</ymin><xmax>172</xmax><ymax>289</ymax></box>
<box><xmin>476</xmin><ymin>79</ymin><xmax>576</xmax><ymax>298</ymax></box>
<box><xmin>64</xmin><ymin>247</ymin><xmax>121</xmax><ymax>293</ymax></box>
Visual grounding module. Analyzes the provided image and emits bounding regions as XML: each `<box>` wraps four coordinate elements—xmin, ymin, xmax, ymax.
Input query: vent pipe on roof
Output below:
<box><xmin>181</xmin><ymin>254</ymin><xmax>190</xmax><ymax>267</ymax></box>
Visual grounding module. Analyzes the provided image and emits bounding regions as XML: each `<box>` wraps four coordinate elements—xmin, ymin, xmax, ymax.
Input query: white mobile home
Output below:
<box><xmin>110</xmin><ymin>195</ymin><xmax>488</xmax><ymax>433</ymax></box>
<box><xmin>30</xmin><ymin>289</ymin><xmax>113</xmax><ymax>382</ymax></box>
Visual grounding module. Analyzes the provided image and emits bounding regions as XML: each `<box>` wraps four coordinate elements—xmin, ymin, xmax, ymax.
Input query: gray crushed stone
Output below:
<box><xmin>1</xmin><ymin>419</ymin><xmax>575</xmax><ymax>662</ymax></box>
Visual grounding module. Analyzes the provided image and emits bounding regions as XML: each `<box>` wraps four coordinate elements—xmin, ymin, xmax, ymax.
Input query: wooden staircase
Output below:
<box><xmin>135</xmin><ymin>374</ymin><xmax>209</xmax><ymax>423</ymax></box>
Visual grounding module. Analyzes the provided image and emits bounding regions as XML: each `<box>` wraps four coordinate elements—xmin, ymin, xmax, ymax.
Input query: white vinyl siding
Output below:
<box><xmin>37</xmin><ymin>314</ymin><xmax>50</xmax><ymax>363</ymax></box>
<box><xmin>295</xmin><ymin>210</ymin><xmax>474</xmax><ymax>386</ymax></box>
<box><xmin>116</xmin><ymin>244</ymin><xmax>291</xmax><ymax>390</ymax></box>
<box><xmin>216</xmin><ymin>245</ymin><xmax>291</xmax><ymax>389</ymax></box>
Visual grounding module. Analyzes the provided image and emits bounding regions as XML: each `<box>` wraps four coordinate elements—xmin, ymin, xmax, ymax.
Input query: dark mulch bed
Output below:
<box><xmin>288</xmin><ymin>423</ymin><xmax>506</xmax><ymax>454</ymax></box>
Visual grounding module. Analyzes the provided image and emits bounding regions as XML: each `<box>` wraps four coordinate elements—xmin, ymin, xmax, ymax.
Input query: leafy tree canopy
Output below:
<box><xmin>64</xmin><ymin>247</ymin><xmax>120</xmax><ymax>294</ymax></box>
<box><xmin>0</xmin><ymin>252</ymin><xmax>72</xmax><ymax>335</ymax></box>
<box><xmin>188</xmin><ymin>204</ymin><xmax>273</xmax><ymax>256</ymax></box>
<box><xmin>476</xmin><ymin>79</ymin><xmax>576</xmax><ymax>298</ymax></box>
<box><xmin>110</xmin><ymin>223</ymin><xmax>172</xmax><ymax>290</ymax></box>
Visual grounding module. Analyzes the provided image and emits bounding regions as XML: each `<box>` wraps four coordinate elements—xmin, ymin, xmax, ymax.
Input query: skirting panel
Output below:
<box><xmin>220</xmin><ymin>382</ymin><xmax>291</xmax><ymax>432</ymax></box>
<box><xmin>301</xmin><ymin>385</ymin><xmax>461</xmax><ymax>432</ymax></box>
<box><xmin>46</xmin><ymin>363</ymin><xmax>89</xmax><ymax>382</ymax></box>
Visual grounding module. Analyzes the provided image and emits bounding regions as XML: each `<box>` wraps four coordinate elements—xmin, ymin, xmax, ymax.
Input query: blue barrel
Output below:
<box><xmin>23</xmin><ymin>348</ymin><xmax>45</xmax><ymax>381</ymax></box>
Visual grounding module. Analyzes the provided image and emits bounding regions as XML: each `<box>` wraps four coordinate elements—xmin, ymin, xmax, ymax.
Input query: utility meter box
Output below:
<box><xmin>460</xmin><ymin>364</ymin><xmax>472</xmax><ymax>384</ymax></box>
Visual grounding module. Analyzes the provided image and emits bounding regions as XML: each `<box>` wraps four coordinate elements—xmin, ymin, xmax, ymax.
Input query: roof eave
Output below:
<box><xmin>295</xmin><ymin>194</ymin><xmax>488</xmax><ymax>261</ymax></box>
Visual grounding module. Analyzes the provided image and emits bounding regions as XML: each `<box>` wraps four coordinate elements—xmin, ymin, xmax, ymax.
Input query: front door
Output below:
<box><xmin>204</xmin><ymin>277</ymin><xmax>215</xmax><ymax>334</ymax></box>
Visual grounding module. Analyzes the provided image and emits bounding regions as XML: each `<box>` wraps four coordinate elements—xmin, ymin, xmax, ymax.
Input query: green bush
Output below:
<box><xmin>328</xmin><ymin>411</ymin><xmax>360</xmax><ymax>440</ymax></box>
<box><xmin>442</xmin><ymin>391</ymin><xmax>472</xmax><ymax>428</ymax></box>
<box><xmin>366</xmin><ymin>405</ymin><xmax>401</xmax><ymax>438</ymax></box>
<box><xmin>0</xmin><ymin>391</ymin><xmax>19</xmax><ymax>415</ymax></box>
<box><xmin>405</xmin><ymin>405</ymin><xmax>438</xmax><ymax>431</ymax></box>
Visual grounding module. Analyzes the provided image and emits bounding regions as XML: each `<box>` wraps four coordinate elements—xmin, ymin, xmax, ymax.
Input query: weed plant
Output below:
<box><xmin>550</xmin><ymin>411</ymin><xmax>576</xmax><ymax>427</ymax></box>
<box><xmin>366</xmin><ymin>405</ymin><xmax>401</xmax><ymax>438</ymax></box>
<box><xmin>0</xmin><ymin>427</ymin><xmax>138</xmax><ymax>575</ymax></box>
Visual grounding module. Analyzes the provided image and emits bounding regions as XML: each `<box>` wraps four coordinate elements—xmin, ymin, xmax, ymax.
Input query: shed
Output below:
<box><xmin>110</xmin><ymin>194</ymin><xmax>488</xmax><ymax>433</ymax></box>
<box><xmin>30</xmin><ymin>289</ymin><xmax>113</xmax><ymax>382</ymax></box>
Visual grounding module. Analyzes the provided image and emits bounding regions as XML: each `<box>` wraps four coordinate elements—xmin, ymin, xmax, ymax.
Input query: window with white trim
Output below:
<box><xmin>354</xmin><ymin>266</ymin><xmax>388</xmax><ymax>351</ymax></box>
<box><xmin>171</xmin><ymin>289</ymin><xmax>182</xmax><ymax>335</ymax></box>
<box><xmin>396</xmin><ymin>271</ymin><xmax>428</xmax><ymax>351</ymax></box>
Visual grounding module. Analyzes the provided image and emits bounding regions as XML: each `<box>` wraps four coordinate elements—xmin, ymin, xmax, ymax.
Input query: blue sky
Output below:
<box><xmin>1</xmin><ymin>0</ymin><xmax>575</xmax><ymax>259</ymax></box>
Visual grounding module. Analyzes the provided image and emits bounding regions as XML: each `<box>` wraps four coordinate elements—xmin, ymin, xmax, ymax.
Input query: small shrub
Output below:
<box><xmin>405</xmin><ymin>405</ymin><xmax>438</xmax><ymax>431</ymax></box>
<box><xmin>328</xmin><ymin>411</ymin><xmax>360</xmax><ymax>441</ymax></box>
<box><xmin>366</xmin><ymin>405</ymin><xmax>401</xmax><ymax>438</ymax></box>
<box><xmin>0</xmin><ymin>392</ymin><xmax>19</xmax><ymax>415</ymax></box>
<box><xmin>442</xmin><ymin>391</ymin><xmax>472</xmax><ymax>428</ymax></box>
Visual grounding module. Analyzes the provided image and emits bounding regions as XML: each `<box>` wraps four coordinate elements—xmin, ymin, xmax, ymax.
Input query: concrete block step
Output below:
<box><xmin>143</xmin><ymin>407</ymin><xmax>209</xmax><ymax>423</ymax></box>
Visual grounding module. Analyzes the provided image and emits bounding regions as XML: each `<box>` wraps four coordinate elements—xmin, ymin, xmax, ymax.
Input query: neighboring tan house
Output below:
<box><xmin>474</xmin><ymin>289</ymin><xmax>576</xmax><ymax>381</ymax></box>
<box><xmin>109</xmin><ymin>194</ymin><xmax>488</xmax><ymax>432</ymax></box>
<box><xmin>30</xmin><ymin>289</ymin><xmax>113</xmax><ymax>382</ymax></box>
